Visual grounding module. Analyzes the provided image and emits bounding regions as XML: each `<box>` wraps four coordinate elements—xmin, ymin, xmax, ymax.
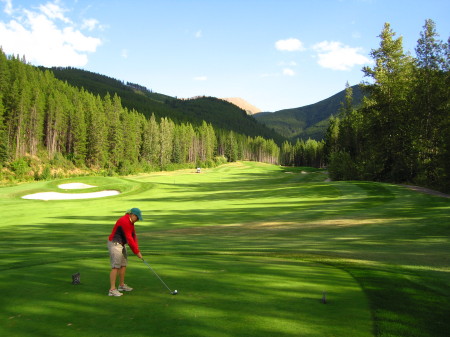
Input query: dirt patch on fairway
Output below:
<box><xmin>245</xmin><ymin>218</ymin><xmax>386</xmax><ymax>230</ymax></box>
<box><xmin>158</xmin><ymin>218</ymin><xmax>382</xmax><ymax>236</ymax></box>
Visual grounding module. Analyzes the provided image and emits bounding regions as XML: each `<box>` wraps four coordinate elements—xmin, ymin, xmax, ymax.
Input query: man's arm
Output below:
<box><xmin>123</xmin><ymin>223</ymin><xmax>141</xmax><ymax>256</ymax></box>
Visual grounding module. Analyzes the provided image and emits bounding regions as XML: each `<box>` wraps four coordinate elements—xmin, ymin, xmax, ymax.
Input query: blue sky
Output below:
<box><xmin>1</xmin><ymin>0</ymin><xmax>449</xmax><ymax>111</ymax></box>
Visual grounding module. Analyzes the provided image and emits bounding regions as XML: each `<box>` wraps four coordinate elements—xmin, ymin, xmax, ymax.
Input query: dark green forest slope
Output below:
<box><xmin>255</xmin><ymin>85</ymin><xmax>363</xmax><ymax>140</ymax></box>
<box><xmin>47</xmin><ymin>67</ymin><xmax>285</xmax><ymax>144</ymax></box>
<box><xmin>0</xmin><ymin>52</ymin><xmax>283</xmax><ymax>184</ymax></box>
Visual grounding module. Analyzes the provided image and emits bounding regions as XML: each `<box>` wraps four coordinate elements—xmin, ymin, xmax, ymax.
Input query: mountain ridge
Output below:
<box><xmin>46</xmin><ymin>67</ymin><xmax>286</xmax><ymax>144</ymax></box>
<box><xmin>254</xmin><ymin>85</ymin><xmax>364</xmax><ymax>140</ymax></box>
<box><xmin>221</xmin><ymin>97</ymin><xmax>262</xmax><ymax>115</ymax></box>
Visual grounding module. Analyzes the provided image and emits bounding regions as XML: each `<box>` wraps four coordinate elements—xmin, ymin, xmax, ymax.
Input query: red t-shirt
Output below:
<box><xmin>108</xmin><ymin>214</ymin><xmax>140</xmax><ymax>255</ymax></box>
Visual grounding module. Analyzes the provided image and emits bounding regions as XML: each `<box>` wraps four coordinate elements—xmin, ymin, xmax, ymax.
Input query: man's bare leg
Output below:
<box><xmin>110</xmin><ymin>268</ymin><xmax>119</xmax><ymax>290</ymax></box>
<box><xmin>119</xmin><ymin>266</ymin><xmax>126</xmax><ymax>287</ymax></box>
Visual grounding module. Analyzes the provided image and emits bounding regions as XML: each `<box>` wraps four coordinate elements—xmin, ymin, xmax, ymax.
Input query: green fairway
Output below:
<box><xmin>1</xmin><ymin>162</ymin><xmax>449</xmax><ymax>337</ymax></box>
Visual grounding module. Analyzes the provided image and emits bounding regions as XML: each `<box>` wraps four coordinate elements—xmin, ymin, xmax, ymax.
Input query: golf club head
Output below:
<box><xmin>171</xmin><ymin>290</ymin><xmax>178</xmax><ymax>295</ymax></box>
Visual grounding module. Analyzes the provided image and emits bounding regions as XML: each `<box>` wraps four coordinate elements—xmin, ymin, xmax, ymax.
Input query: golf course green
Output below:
<box><xmin>1</xmin><ymin>162</ymin><xmax>449</xmax><ymax>337</ymax></box>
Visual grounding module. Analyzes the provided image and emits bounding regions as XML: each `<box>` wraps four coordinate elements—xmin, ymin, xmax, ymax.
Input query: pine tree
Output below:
<box><xmin>45</xmin><ymin>86</ymin><xmax>71</xmax><ymax>158</ymax></box>
<box><xmin>204</xmin><ymin>122</ymin><xmax>216</xmax><ymax>162</ymax></box>
<box><xmin>171</xmin><ymin>124</ymin><xmax>183</xmax><ymax>164</ymax></box>
<box><xmin>323</xmin><ymin>115</ymin><xmax>340</xmax><ymax>163</ymax></box>
<box><xmin>104</xmin><ymin>93</ymin><xmax>125</xmax><ymax>168</ymax></box>
<box><xmin>185</xmin><ymin>123</ymin><xmax>197</xmax><ymax>163</ymax></box>
<box><xmin>198</xmin><ymin>121</ymin><xmax>209</xmax><ymax>162</ymax></box>
<box><xmin>71</xmin><ymin>91</ymin><xmax>87</xmax><ymax>166</ymax></box>
<box><xmin>141</xmin><ymin>114</ymin><xmax>160</xmax><ymax>166</ymax></box>
<box><xmin>0</xmin><ymin>49</ymin><xmax>10</xmax><ymax>94</ymax></box>
<box><xmin>293</xmin><ymin>139</ymin><xmax>304</xmax><ymax>166</ymax></box>
<box><xmin>27</xmin><ymin>70</ymin><xmax>46</xmax><ymax>157</ymax></box>
<box><xmin>225</xmin><ymin>131</ymin><xmax>238</xmax><ymax>162</ymax></box>
<box><xmin>280</xmin><ymin>141</ymin><xmax>293</xmax><ymax>166</ymax></box>
<box><xmin>361</xmin><ymin>22</ymin><xmax>415</xmax><ymax>181</ymax></box>
<box><xmin>413</xmin><ymin>19</ymin><xmax>448</xmax><ymax>186</ymax></box>
<box><xmin>159</xmin><ymin>117</ymin><xmax>174</xmax><ymax>169</ymax></box>
<box><xmin>122</xmin><ymin>108</ymin><xmax>143</xmax><ymax>167</ymax></box>
<box><xmin>86</xmin><ymin>94</ymin><xmax>108</xmax><ymax>167</ymax></box>
<box><xmin>0</xmin><ymin>92</ymin><xmax>7</xmax><ymax>164</ymax></box>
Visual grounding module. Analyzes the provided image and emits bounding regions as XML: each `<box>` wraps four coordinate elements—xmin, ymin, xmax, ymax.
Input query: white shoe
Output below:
<box><xmin>118</xmin><ymin>284</ymin><xmax>133</xmax><ymax>292</ymax></box>
<box><xmin>108</xmin><ymin>289</ymin><xmax>123</xmax><ymax>296</ymax></box>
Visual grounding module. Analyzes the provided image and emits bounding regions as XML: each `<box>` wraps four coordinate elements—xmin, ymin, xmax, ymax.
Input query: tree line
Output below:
<box><xmin>279</xmin><ymin>138</ymin><xmax>325</xmax><ymax>168</ymax></box>
<box><xmin>324</xmin><ymin>20</ymin><xmax>449</xmax><ymax>192</ymax></box>
<box><xmin>0</xmin><ymin>50</ymin><xmax>279</xmax><ymax>182</ymax></box>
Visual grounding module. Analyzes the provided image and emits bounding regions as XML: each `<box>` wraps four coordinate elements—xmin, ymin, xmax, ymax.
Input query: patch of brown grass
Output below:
<box><xmin>153</xmin><ymin>218</ymin><xmax>383</xmax><ymax>237</ymax></box>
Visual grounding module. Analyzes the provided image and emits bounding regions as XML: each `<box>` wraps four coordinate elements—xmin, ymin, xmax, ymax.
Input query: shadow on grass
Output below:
<box><xmin>0</xmin><ymin>256</ymin><xmax>372</xmax><ymax>337</ymax></box>
<box><xmin>344</xmin><ymin>264</ymin><xmax>450</xmax><ymax>337</ymax></box>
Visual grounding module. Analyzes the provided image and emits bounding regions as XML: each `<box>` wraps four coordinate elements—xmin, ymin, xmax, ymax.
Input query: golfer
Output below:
<box><xmin>107</xmin><ymin>208</ymin><xmax>143</xmax><ymax>297</ymax></box>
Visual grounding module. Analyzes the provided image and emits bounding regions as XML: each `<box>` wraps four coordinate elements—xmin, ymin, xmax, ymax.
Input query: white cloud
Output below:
<box><xmin>0</xmin><ymin>0</ymin><xmax>102</xmax><ymax>67</ymax></box>
<box><xmin>282</xmin><ymin>68</ymin><xmax>295</xmax><ymax>76</ymax></box>
<box><xmin>82</xmin><ymin>18</ymin><xmax>99</xmax><ymax>31</ymax></box>
<box><xmin>194</xmin><ymin>76</ymin><xmax>207</xmax><ymax>81</ymax></box>
<box><xmin>275</xmin><ymin>38</ymin><xmax>304</xmax><ymax>51</ymax></box>
<box><xmin>121</xmin><ymin>49</ymin><xmax>128</xmax><ymax>59</ymax></box>
<box><xmin>312</xmin><ymin>41</ymin><xmax>371</xmax><ymax>71</ymax></box>
<box><xmin>2</xmin><ymin>0</ymin><xmax>13</xmax><ymax>15</ymax></box>
<box><xmin>38</xmin><ymin>1</ymin><xmax>71</xmax><ymax>24</ymax></box>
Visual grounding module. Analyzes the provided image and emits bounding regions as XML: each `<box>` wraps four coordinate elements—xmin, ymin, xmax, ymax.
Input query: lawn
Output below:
<box><xmin>1</xmin><ymin>162</ymin><xmax>449</xmax><ymax>336</ymax></box>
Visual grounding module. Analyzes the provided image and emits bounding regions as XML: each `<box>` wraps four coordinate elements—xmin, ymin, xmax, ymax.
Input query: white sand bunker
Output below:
<box><xmin>23</xmin><ymin>190</ymin><xmax>120</xmax><ymax>200</ymax></box>
<box><xmin>22</xmin><ymin>182</ymin><xmax>120</xmax><ymax>200</ymax></box>
<box><xmin>58</xmin><ymin>183</ymin><xmax>96</xmax><ymax>189</ymax></box>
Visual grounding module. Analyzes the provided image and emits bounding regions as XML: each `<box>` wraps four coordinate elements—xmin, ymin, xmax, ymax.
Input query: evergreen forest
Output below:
<box><xmin>321</xmin><ymin>20</ymin><xmax>449</xmax><ymax>192</ymax></box>
<box><xmin>273</xmin><ymin>20</ymin><xmax>449</xmax><ymax>193</ymax></box>
<box><xmin>0</xmin><ymin>20</ymin><xmax>448</xmax><ymax>193</ymax></box>
<box><xmin>0</xmin><ymin>51</ymin><xmax>282</xmax><ymax>182</ymax></box>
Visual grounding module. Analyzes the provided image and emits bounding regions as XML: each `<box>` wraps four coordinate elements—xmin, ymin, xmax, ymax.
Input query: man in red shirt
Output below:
<box><xmin>107</xmin><ymin>208</ymin><xmax>143</xmax><ymax>297</ymax></box>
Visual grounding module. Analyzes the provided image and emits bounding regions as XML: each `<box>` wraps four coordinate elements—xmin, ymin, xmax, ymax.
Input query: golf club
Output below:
<box><xmin>142</xmin><ymin>259</ymin><xmax>178</xmax><ymax>295</ymax></box>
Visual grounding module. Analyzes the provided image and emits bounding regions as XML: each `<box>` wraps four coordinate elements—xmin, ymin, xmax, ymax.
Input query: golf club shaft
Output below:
<box><xmin>142</xmin><ymin>259</ymin><xmax>173</xmax><ymax>293</ymax></box>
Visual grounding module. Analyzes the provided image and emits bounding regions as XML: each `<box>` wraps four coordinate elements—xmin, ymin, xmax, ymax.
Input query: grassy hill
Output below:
<box><xmin>254</xmin><ymin>85</ymin><xmax>364</xmax><ymax>141</ymax></box>
<box><xmin>46</xmin><ymin>67</ymin><xmax>285</xmax><ymax>144</ymax></box>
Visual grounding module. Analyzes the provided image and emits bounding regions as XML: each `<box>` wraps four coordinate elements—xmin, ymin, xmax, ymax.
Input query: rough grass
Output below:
<box><xmin>0</xmin><ymin>162</ymin><xmax>449</xmax><ymax>337</ymax></box>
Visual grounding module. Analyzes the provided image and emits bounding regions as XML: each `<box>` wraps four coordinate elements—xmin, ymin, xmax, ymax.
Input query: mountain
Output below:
<box><xmin>254</xmin><ymin>85</ymin><xmax>364</xmax><ymax>141</ymax></box>
<box><xmin>166</xmin><ymin>96</ymin><xmax>285</xmax><ymax>143</ymax></box>
<box><xmin>222</xmin><ymin>97</ymin><xmax>262</xmax><ymax>115</ymax></box>
<box><xmin>45</xmin><ymin>67</ymin><xmax>285</xmax><ymax>144</ymax></box>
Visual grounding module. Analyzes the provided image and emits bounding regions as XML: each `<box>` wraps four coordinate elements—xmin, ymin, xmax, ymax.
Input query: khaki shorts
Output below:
<box><xmin>108</xmin><ymin>240</ymin><xmax>128</xmax><ymax>268</ymax></box>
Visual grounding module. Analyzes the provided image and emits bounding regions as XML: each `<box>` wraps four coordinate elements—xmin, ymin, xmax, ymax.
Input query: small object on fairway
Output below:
<box><xmin>172</xmin><ymin>290</ymin><xmax>178</xmax><ymax>295</ymax></box>
<box><xmin>72</xmin><ymin>272</ymin><xmax>80</xmax><ymax>285</ymax></box>
<box><xmin>322</xmin><ymin>291</ymin><xmax>327</xmax><ymax>304</ymax></box>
